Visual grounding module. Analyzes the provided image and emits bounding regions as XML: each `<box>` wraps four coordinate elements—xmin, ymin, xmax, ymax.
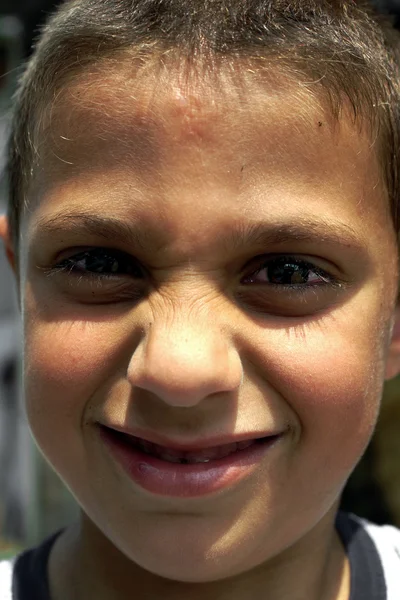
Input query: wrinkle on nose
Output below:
<box><xmin>127</xmin><ymin>320</ymin><xmax>242</xmax><ymax>407</ymax></box>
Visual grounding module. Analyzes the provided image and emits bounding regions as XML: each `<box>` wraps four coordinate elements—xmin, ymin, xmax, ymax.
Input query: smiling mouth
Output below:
<box><xmin>101</xmin><ymin>427</ymin><xmax>278</xmax><ymax>465</ymax></box>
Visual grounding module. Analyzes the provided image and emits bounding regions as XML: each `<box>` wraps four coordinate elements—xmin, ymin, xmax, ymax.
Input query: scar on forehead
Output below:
<box><xmin>166</xmin><ymin>88</ymin><xmax>220</xmax><ymax>142</ymax></box>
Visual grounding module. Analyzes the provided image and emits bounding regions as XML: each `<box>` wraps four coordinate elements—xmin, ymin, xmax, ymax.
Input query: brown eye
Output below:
<box><xmin>243</xmin><ymin>256</ymin><xmax>329</xmax><ymax>286</ymax></box>
<box><xmin>238</xmin><ymin>256</ymin><xmax>343</xmax><ymax>317</ymax></box>
<box><xmin>57</xmin><ymin>248</ymin><xmax>143</xmax><ymax>278</ymax></box>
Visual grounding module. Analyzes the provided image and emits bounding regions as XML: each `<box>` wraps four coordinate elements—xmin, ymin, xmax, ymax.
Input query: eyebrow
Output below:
<box><xmin>33</xmin><ymin>211</ymin><xmax>364</xmax><ymax>253</ymax></box>
<box><xmin>34</xmin><ymin>212</ymin><xmax>166</xmax><ymax>252</ymax></box>
<box><xmin>227</xmin><ymin>217</ymin><xmax>364</xmax><ymax>251</ymax></box>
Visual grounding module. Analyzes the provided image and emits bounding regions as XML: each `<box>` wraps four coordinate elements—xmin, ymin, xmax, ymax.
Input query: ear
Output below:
<box><xmin>385</xmin><ymin>304</ymin><xmax>400</xmax><ymax>380</ymax></box>
<box><xmin>0</xmin><ymin>214</ymin><xmax>16</xmax><ymax>273</ymax></box>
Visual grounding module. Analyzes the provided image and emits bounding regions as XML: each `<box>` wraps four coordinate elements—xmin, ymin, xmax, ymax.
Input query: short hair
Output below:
<box><xmin>7</xmin><ymin>0</ymin><xmax>400</xmax><ymax>246</ymax></box>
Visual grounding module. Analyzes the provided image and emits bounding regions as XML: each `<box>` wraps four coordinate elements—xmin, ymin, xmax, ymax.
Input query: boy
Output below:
<box><xmin>1</xmin><ymin>0</ymin><xmax>400</xmax><ymax>598</ymax></box>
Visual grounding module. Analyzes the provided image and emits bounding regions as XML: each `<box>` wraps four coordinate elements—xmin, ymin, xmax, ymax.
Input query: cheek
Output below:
<box><xmin>246</xmin><ymin>302</ymin><xmax>391</xmax><ymax>473</ymax></box>
<box><xmin>22</xmin><ymin>294</ymin><xmax>134</xmax><ymax>457</ymax></box>
<box><xmin>25</xmin><ymin>320</ymin><xmax>110</xmax><ymax>395</ymax></box>
<box><xmin>24</xmin><ymin>324</ymin><xmax>101</xmax><ymax>461</ymax></box>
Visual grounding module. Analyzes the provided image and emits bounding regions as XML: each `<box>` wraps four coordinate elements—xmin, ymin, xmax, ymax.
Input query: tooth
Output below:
<box><xmin>216</xmin><ymin>443</ymin><xmax>238</xmax><ymax>459</ymax></box>
<box><xmin>134</xmin><ymin>437</ymin><xmax>255</xmax><ymax>465</ymax></box>
<box><xmin>183</xmin><ymin>442</ymin><xmax>238</xmax><ymax>462</ymax></box>
<box><xmin>138</xmin><ymin>440</ymin><xmax>155</xmax><ymax>455</ymax></box>
<box><xmin>237</xmin><ymin>440</ymin><xmax>254</xmax><ymax>451</ymax></box>
<box><xmin>184</xmin><ymin>449</ymin><xmax>217</xmax><ymax>462</ymax></box>
<box><xmin>158</xmin><ymin>452</ymin><xmax>183</xmax><ymax>463</ymax></box>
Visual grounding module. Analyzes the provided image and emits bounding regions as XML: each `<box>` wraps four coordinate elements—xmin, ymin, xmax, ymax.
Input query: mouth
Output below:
<box><xmin>99</xmin><ymin>425</ymin><xmax>284</xmax><ymax>497</ymax></box>
<box><xmin>100</xmin><ymin>426</ymin><xmax>279</xmax><ymax>464</ymax></box>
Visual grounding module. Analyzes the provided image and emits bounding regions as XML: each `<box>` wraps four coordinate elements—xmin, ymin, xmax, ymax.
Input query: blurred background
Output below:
<box><xmin>0</xmin><ymin>0</ymin><xmax>400</xmax><ymax>557</ymax></box>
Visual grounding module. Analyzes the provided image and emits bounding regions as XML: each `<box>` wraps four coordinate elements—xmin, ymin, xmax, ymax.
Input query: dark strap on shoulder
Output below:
<box><xmin>12</xmin><ymin>532</ymin><xmax>60</xmax><ymax>600</ymax></box>
<box><xmin>336</xmin><ymin>512</ymin><xmax>387</xmax><ymax>600</ymax></box>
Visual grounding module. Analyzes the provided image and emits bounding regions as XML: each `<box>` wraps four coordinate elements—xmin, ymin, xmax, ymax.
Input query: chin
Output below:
<box><xmin>116</xmin><ymin>525</ymin><xmax>254</xmax><ymax>583</ymax></box>
<box><xmin>131</xmin><ymin>551</ymin><xmax>240</xmax><ymax>583</ymax></box>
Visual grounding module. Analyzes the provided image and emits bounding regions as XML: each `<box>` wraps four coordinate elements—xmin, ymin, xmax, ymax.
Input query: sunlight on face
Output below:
<box><xmin>17</xmin><ymin>65</ymin><xmax>399</xmax><ymax>582</ymax></box>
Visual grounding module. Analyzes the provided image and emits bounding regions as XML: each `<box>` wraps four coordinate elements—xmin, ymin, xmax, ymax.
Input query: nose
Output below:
<box><xmin>127</xmin><ymin>315</ymin><xmax>243</xmax><ymax>407</ymax></box>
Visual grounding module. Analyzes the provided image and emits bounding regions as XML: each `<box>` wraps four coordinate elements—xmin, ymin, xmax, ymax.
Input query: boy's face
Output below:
<box><xmin>8</xmin><ymin>67</ymin><xmax>400</xmax><ymax>581</ymax></box>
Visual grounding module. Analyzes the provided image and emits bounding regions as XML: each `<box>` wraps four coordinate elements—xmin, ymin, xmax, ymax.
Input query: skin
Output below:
<box><xmin>2</xmin><ymin>63</ymin><xmax>400</xmax><ymax>600</ymax></box>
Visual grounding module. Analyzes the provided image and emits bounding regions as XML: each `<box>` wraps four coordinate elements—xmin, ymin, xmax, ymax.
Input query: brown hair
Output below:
<box><xmin>7</xmin><ymin>0</ymin><xmax>400</xmax><ymax>246</ymax></box>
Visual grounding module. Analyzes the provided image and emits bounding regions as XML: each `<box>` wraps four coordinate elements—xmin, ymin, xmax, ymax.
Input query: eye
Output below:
<box><xmin>42</xmin><ymin>247</ymin><xmax>147</xmax><ymax>305</ymax></box>
<box><xmin>55</xmin><ymin>248</ymin><xmax>143</xmax><ymax>278</ymax></box>
<box><xmin>242</xmin><ymin>256</ymin><xmax>330</xmax><ymax>286</ymax></box>
<box><xmin>238</xmin><ymin>255</ymin><xmax>344</xmax><ymax>317</ymax></box>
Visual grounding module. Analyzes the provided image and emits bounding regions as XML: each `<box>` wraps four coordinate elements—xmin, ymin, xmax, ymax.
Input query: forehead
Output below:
<box><xmin>27</xmin><ymin>62</ymin><xmax>395</xmax><ymax>253</ymax></box>
<box><xmin>39</xmin><ymin>65</ymin><xmax>370</xmax><ymax>172</ymax></box>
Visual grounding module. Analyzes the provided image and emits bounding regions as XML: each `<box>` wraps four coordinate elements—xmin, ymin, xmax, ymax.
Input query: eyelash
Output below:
<box><xmin>242</xmin><ymin>254</ymin><xmax>336</xmax><ymax>288</ymax></box>
<box><xmin>48</xmin><ymin>248</ymin><xmax>144</xmax><ymax>280</ymax></box>
<box><xmin>47</xmin><ymin>248</ymin><xmax>337</xmax><ymax>289</ymax></box>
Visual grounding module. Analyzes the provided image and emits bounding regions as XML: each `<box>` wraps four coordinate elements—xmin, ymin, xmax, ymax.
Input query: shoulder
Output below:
<box><xmin>356</xmin><ymin>516</ymin><xmax>400</xmax><ymax>569</ymax></box>
<box><xmin>338</xmin><ymin>511</ymin><xmax>400</xmax><ymax>552</ymax></box>
<box><xmin>0</xmin><ymin>532</ymin><xmax>60</xmax><ymax>600</ymax></box>
<box><xmin>338</xmin><ymin>512</ymin><xmax>400</xmax><ymax>600</ymax></box>
<box><xmin>0</xmin><ymin>558</ymin><xmax>15</xmax><ymax>599</ymax></box>
<box><xmin>352</xmin><ymin>513</ymin><xmax>400</xmax><ymax>555</ymax></box>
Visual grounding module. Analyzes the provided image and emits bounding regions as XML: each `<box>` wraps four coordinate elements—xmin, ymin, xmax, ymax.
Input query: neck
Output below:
<box><xmin>49</xmin><ymin>510</ymin><xmax>350</xmax><ymax>600</ymax></box>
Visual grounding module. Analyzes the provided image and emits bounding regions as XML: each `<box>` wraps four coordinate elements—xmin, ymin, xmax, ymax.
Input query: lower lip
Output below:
<box><xmin>99</xmin><ymin>427</ymin><xmax>282</xmax><ymax>498</ymax></box>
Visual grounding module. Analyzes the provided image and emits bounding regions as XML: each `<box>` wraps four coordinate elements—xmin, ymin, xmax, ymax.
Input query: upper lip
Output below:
<box><xmin>98</xmin><ymin>423</ymin><xmax>284</xmax><ymax>451</ymax></box>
